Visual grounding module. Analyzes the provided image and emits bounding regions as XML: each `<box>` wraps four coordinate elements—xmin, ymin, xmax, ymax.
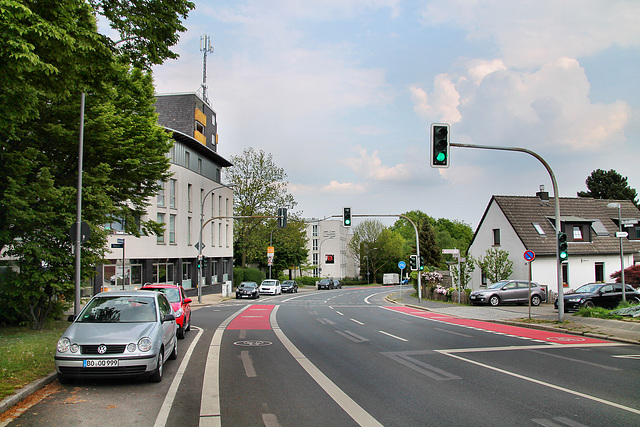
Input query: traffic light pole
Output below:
<box><xmin>450</xmin><ymin>142</ymin><xmax>565</xmax><ymax>321</ymax></box>
<box><xmin>332</xmin><ymin>213</ymin><xmax>422</xmax><ymax>302</ymax></box>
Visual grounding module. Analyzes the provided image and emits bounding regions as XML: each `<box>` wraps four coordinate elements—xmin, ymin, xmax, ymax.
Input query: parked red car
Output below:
<box><xmin>141</xmin><ymin>284</ymin><xmax>192</xmax><ymax>339</ymax></box>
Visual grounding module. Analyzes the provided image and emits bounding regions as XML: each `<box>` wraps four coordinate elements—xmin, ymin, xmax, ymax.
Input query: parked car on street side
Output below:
<box><xmin>281</xmin><ymin>280</ymin><xmax>298</xmax><ymax>293</ymax></box>
<box><xmin>554</xmin><ymin>283</ymin><xmax>640</xmax><ymax>312</ymax></box>
<box><xmin>259</xmin><ymin>279</ymin><xmax>281</xmax><ymax>295</ymax></box>
<box><xmin>236</xmin><ymin>281</ymin><xmax>260</xmax><ymax>299</ymax></box>
<box><xmin>470</xmin><ymin>280</ymin><xmax>546</xmax><ymax>306</ymax></box>
<box><xmin>55</xmin><ymin>290</ymin><xmax>177</xmax><ymax>383</ymax></box>
<box><xmin>141</xmin><ymin>283</ymin><xmax>192</xmax><ymax>339</ymax></box>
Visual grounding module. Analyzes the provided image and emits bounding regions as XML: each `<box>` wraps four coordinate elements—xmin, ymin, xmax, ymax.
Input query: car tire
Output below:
<box><xmin>489</xmin><ymin>295</ymin><xmax>500</xmax><ymax>306</ymax></box>
<box><xmin>169</xmin><ymin>337</ymin><xmax>178</xmax><ymax>360</ymax></box>
<box><xmin>185</xmin><ymin>316</ymin><xmax>191</xmax><ymax>332</ymax></box>
<box><xmin>531</xmin><ymin>295</ymin><xmax>541</xmax><ymax>306</ymax></box>
<box><xmin>177</xmin><ymin>326</ymin><xmax>184</xmax><ymax>339</ymax></box>
<box><xmin>583</xmin><ymin>300</ymin><xmax>595</xmax><ymax>309</ymax></box>
<box><xmin>149</xmin><ymin>351</ymin><xmax>164</xmax><ymax>383</ymax></box>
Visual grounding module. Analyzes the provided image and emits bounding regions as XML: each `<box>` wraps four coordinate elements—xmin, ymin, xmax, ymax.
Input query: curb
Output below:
<box><xmin>0</xmin><ymin>371</ymin><xmax>58</xmax><ymax>416</ymax></box>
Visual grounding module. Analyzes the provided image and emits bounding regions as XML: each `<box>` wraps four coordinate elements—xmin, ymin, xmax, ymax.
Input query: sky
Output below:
<box><xmin>151</xmin><ymin>0</ymin><xmax>640</xmax><ymax>229</ymax></box>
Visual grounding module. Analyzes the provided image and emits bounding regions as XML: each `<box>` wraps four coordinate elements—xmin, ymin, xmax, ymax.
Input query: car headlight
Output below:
<box><xmin>70</xmin><ymin>343</ymin><xmax>79</xmax><ymax>353</ymax></box>
<box><xmin>138</xmin><ymin>337</ymin><xmax>152</xmax><ymax>352</ymax></box>
<box><xmin>127</xmin><ymin>343</ymin><xmax>137</xmax><ymax>352</ymax></box>
<box><xmin>174</xmin><ymin>308</ymin><xmax>183</xmax><ymax>317</ymax></box>
<box><xmin>57</xmin><ymin>337</ymin><xmax>70</xmax><ymax>353</ymax></box>
<box><xmin>568</xmin><ymin>297</ymin><xmax>582</xmax><ymax>302</ymax></box>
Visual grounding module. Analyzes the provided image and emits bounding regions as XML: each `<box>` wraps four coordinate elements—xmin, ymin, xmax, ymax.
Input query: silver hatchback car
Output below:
<box><xmin>55</xmin><ymin>290</ymin><xmax>178</xmax><ymax>383</ymax></box>
<box><xmin>470</xmin><ymin>280</ymin><xmax>547</xmax><ymax>307</ymax></box>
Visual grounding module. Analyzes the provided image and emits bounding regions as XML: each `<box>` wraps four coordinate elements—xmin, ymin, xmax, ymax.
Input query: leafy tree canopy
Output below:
<box><xmin>577</xmin><ymin>169</ymin><xmax>638</xmax><ymax>207</ymax></box>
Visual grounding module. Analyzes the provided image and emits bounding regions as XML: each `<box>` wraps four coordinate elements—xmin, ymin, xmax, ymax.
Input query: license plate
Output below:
<box><xmin>83</xmin><ymin>359</ymin><xmax>119</xmax><ymax>368</ymax></box>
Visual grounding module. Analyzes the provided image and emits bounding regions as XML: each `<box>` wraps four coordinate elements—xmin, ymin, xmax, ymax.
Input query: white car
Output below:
<box><xmin>259</xmin><ymin>279</ymin><xmax>281</xmax><ymax>295</ymax></box>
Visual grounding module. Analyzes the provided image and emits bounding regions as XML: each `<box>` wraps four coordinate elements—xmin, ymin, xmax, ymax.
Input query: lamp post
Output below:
<box><xmin>198</xmin><ymin>183</ymin><xmax>234</xmax><ymax>303</ymax></box>
<box><xmin>607</xmin><ymin>202</ymin><xmax>626</xmax><ymax>302</ymax></box>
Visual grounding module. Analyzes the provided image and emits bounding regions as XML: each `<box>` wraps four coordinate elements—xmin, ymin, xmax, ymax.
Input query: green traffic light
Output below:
<box><xmin>436</xmin><ymin>152</ymin><xmax>446</xmax><ymax>162</ymax></box>
<box><xmin>559</xmin><ymin>251</ymin><xmax>568</xmax><ymax>260</ymax></box>
<box><xmin>345</xmin><ymin>219</ymin><xmax>351</xmax><ymax>225</ymax></box>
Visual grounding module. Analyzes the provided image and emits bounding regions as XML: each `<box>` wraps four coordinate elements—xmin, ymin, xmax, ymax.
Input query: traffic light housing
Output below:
<box><xmin>430</xmin><ymin>123</ymin><xmax>450</xmax><ymax>168</ymax></box>
<box><xmin>343</xmin><ymin>207</ymin><xmax>352</xmax><ymax>227</ymax></box>
<box><xmin>409</xmin><ymin>255</ymin><xmax>418</xmax><ymax>271</ymax></box>
<box><xmin>277</xmin><ymin>207</ymin><xmax>287</xmax><ymax>228</ymax></box>
<box><xmin>558</xmin><ymin>231</ymin><xmax>568</xmax><ymax>260</ymax></box>
<box><xmin>420</xmin><ymin>256</ymin><xmax>425</xmax><ymax>271</ymax></box>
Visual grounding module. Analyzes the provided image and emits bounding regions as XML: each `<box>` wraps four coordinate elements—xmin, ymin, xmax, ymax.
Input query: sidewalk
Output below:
<box><xmin>387</xmin><ymin>288</ymin><xmax>640</xmax><ymax>345</ymax></box>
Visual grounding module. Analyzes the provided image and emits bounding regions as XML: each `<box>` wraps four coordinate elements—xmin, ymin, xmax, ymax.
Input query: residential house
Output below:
<box><xmin>468</xmin><ymin>191</ymin><xmax>640</xmax><ymax>296</ymax></box>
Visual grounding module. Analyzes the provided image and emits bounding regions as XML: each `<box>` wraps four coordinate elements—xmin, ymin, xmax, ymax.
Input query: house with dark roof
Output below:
<box><xmin>467</xmin><ymin>190</ymin><xmax>640</xmax><ymax>296</ymax></box>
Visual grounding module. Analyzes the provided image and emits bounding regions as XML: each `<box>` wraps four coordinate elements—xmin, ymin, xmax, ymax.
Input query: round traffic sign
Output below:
<box><xmin>524</xmin><ymin>250</ymin><xmax>535</xmax><ymax>261</ymax></box>
<box><xmin>398</xmin><ymin>261</ymin><xmax>406</xmax><ymax>269</ymax></box>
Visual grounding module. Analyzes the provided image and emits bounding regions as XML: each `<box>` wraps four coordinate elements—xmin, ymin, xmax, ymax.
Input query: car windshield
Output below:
<box><xmin>319</xmin><ymin>279</ymin><xmax>331</xmax><ymax>284</ymax></box>
<box><xmin>240</xmin><ymin>283</ymin><xmax>256</xmax><ymax>289</ymax></box>
<box><xmin>77</xmin><ymin>296</ymin><xmax>156</xmax><ymax>323</ymax></box>
<box><xmin>146</xmin><ymin>287</ymin><xmax>180</xmax><ymax>303</ymax></box>
<box><xmin>488</xmin><ymin>282</ymin><xmax>508</xmax><ymax>290</ymax></box>
<box><xmin>262</xmin><ymin>281</ymin><xmax>277</xmax><ymax>286</ymax></box>
<box><xmin>282</xmin><ymin>281</ymin><xmax>293</xmax><ymax>285</ymax></box>
<box><xmin>574</xmin><ymin>283</ymin><xmax>603</xmax><ymax>294</ymax></box>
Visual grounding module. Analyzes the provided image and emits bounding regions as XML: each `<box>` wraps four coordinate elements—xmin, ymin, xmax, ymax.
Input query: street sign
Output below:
<box><xmin>621</xmin><ymin>219</ymin><xmax>638</xmax><ymax>225</ymax></box>
<box><xmin>615</xmin><ymin>231</ymin><xmax>629</xmax><ymax>238</ymax></box>
<box><xmin>111</xmin><ymin>243</ymin><xmax>124</xmax><ymax>249</ymax></box>
<box><xmin>195</xmin><ymin>242</ymin><xmax>205</xmax><ymax>251</ymax></box>
<box><xmin>524</xmin><ymin>250</ymin><xmax>535</xmax><ymax>261</ymax></box>
<box><xmin>398</xmin><ymin>261</ymin><xmax>406</xmax><ymax>270</ymax></box>
<box><xmin>117</xmin><ymin>238</ymin><xmax>125</xmax><ymax>244</ymax></box>
<box><xmin>442</xmin><ymin>249</ymin><xmax>460</xmax><ymax>255</ymax></box>
<box><xmin>69</xmin><ymin>221</ymin><xmax>91</xmax><ymax>244</ymax></box>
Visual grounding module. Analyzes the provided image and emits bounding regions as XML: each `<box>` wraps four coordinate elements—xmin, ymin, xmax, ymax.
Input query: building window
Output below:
<box><xmin>169</xmin><ymin>214</ymin><xmax>176</xmax><ymax>244</ymax></box>
<box><xmin>313</xmin><ymin>239</ymin><xmax>318</xmax><ymax>251</ymax></box>
<box><xmin>157</xmin><ymin>181</ymin><xmax>165</xmax><ymax>207</ymax></box>
<box><xmin>313</xmin><ymin>225</ymin><xmax>318</xmax><ymax>237</ymax></box>
<box><xmin>169</xmin><ymin>179</ymin><xmax>176</xmax><ymax>209</ymax></box>
<box><xmin>218</xmin><ymin>223</ymin><xmax>222</xmax><ymax>247</ymax></box>
<box><xmin>187</xmin><ymin>184</ymin><xmax>192</xmax><ymax>212</ymax></box>
<box><xmin>218</xmin><ymin>195</ymin><xmax>222</xmax><ymax>217</ymax></box>
<box><xmin>312</xmin><ymin>253</ymin><xmax>318</xmax><ymax>265</ymax></box>
<box><xmin>157</xmin><ymin>213</ymin><xmax>165</xmax><ymax>244</ymax></box>
<box><xmin>573</xmin><ymin>225</ymin><xmax>583</xmax><ymax>241</ymax></box>
<box><xmin>226</xmin><ymin>198</ymin><xmax>230</xmax><ymax>217</ymax></box>
<box><xmin>211</xmin><ymin>221</ymin><xmax>215</xmax><ymax>247</ymax></box>
<box><xmin>532</xmin><ymin>223</ymin><xmax>545</xmax><ymax>235</ymax></box>
<box><xmin>595</xmin><ymin>262</ymin><xmax>604</xmax><ymax>283</ymax></box>
<box><xmin>198</xmin><ymin>158</ymin><xmax>203</xmax><ymax>174</ymax></box>
<box><xmin>492</xmin><ymin>229</ymin><xmax>500</xmax><ymax>246</ymax></box>
<box><xmin>185</xmin><ymin>151</ymin><xmax>190</xmax><ymax>169</ymax></box>
<box><xmin>187</xmin><ymin>217</ymin><xmax>192</xmax><ymax>245</ymax></box>
<box><xmin>226</xmin><ymin>224</ymin><xmax>229</xmax><ymax>247</ymax></box>
<box><xmin>182</xmin><ymin>262</ymin><xmax>192</xmax><ymax>281</ymax></box>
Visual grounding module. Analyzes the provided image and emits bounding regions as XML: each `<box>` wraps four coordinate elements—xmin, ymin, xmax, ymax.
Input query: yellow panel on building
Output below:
<box><xmin>194</xmin><ymin>130</ymin><xmax>206</xmax><ymax>145</ymax></box>
<box><xmin>194</xmin><ymin>108</ymin><xmax>207</xmax><ymax>126</ymax></box>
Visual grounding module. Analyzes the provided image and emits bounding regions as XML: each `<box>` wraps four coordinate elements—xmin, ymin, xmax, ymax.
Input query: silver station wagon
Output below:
<box><xmin>55</xmin><ymin>290</ymin><xmax>178</xmax><ymax>383</ymax></box>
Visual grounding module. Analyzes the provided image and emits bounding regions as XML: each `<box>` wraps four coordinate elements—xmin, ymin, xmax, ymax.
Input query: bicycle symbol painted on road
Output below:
<box><xmin>234</xmin><ymin>340</ymin><xmax>273</xmax><ymax>347</ymax></box>
<box><xmin>546</xmin><ymin>336</ymin><xmax>586</xmax><ymax>342</ymax></box>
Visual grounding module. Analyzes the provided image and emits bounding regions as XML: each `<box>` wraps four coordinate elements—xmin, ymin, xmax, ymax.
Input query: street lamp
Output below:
<box><xmin>198</xmin><ymin>183</ymin><xmax>235</xmax><ymax>303</ymax></box>
<box><xmin>607</xmin><ymin>202</ymin><xmax>626</xmax><ymax>302</ymax></box>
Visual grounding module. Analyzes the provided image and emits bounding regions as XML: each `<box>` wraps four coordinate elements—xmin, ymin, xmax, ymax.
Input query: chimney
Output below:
<box><xmin>536</xmin><ymin>185</ymin><xmax>549</xmax><ymax>201</ymax></box>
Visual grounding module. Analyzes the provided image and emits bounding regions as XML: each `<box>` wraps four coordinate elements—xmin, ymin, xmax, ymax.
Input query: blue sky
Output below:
<box><xmin>151</xmin><ymin>0</ymin><xmax>640</xmax><ymax>228</ymax></box>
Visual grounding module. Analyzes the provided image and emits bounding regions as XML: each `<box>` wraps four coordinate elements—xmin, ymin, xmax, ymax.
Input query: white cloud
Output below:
<box><xmin>344</xmin><ymin>146</ymin><xmax>416</xmax><ymax>182</ymax></box>
<box><xmin>421</xmin><ymin>0</ymin><xmax>640</xmax><ymax>68</ymax></box>
<box><xmin>410</xmin><ymin>74</ymin><xmax>461</xmax><ymax>123</ymax></box>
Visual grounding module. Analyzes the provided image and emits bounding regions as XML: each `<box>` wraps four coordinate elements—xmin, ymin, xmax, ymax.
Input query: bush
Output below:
<box><xmin>233</xmin><ymin>267</ymin><xmax>264</xmax><ymax>287</ymax></box>
<box><xmin>295</xmin><ymin>276</ymin><xmax>318</xmax><ymax>288</ymax></box>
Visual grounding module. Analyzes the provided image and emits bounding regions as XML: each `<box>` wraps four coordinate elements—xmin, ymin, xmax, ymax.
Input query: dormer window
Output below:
<box><xmin>532</xmin><ymin>223</ymin><xmax>545</xmax><ymax>235</ymax></box>
<box><xmin>572</xmin><ymin>225</ymin><xmax>584</xmax><ymax>241</ymax></box>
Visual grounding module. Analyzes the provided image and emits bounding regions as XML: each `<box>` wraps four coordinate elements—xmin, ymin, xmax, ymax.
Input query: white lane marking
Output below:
<box><xmin>378</xmin><ymin>330</ymin><xmax>409</xmax><ymax>342</ymax></box>
<box><xmin>240</xmin><ymin>351</ymin><xmax>257</xmax><ymax>377</ymax></box>
<box><xmin>262</xmin><ymin>413</ymin><xmax>281</xmax><ymax>427</ymax></box>
<box><xmin>350</xmin><ymin>319</ymin><xmax>364</xmax><ymax>325</ymax></box>
<box><xmin>528</xmin><ymin>349</ymin><xmax>622</xmax><ymax>371</ymax></box>
<box><xmin>154</xmin><ymin>326</ymin><xmax>204</xmax><ymax>427</ymax></box>
<box><xmin>200</xmin><ymin>305</ymin><xmax>250</xmax><ymax>427</ymax></box>
<box><xmin>270</xmin><ymin>306</ymin><xmax>383</xmax><ymax>426</ymax></box>
<box><xmin>336</xmin><ymin>311</ymin><xmax>344</xmax><ymax>316</ymax></box>
<box><xmin>436</xmin><ymin>349</ymin><xmax>640</xmax><ymax>416</ymax></box>
<box><xmin>364</xmin><ymin>289</ymin><xmax>394</xmax><ymax>305</ymax></box>
<box><xmin>336</xmin><ymin>330</ymin><xmax>369</xmax><ymax>343</ymax></box>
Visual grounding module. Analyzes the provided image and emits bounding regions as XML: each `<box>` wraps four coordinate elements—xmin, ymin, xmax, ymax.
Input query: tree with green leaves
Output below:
<box><xmin>347</xmin><ymin>219</ymin><xmax>404</xmax><ymax>283</ymax></box>
<box><xmin>419</xmin><ymin>219</ymin><xmax>441</xmax><ymax>268</ymax></box>
<box><xmin>475</xmin><ymin>248</ymin><xmax>513</xmax><ymax>284</ymax></box>
<box><xmin>0</xmin><ymin>0</ymin><xmax>194</xmax><ymax>328</ymax></box>
<box><xmin>577</xmin><ymin>169</ymin><xmax>638</xmax><ymax>207</ymax></box>
<box><xmin>451</xmin><ymin>255</ymin><xmax>475</xmax><ymax>290</ymax></box>
<box><xmin>225</xmin><ymin>147</ymin><xmax>297</xmax><ymax>267</ymax></box>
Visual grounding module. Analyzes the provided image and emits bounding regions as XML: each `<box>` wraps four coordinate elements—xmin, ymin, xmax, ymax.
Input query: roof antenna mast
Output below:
<box><xmin>200</xmin><ymin>35</ymin><xmax>214</xmax><ymax>104</ymax></box>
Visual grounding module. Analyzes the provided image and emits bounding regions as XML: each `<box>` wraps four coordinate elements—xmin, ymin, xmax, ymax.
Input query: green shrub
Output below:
<box><xmin>296</xmin><ymin>276</ymin><xmax>317</xmax><ymax>288</ymax></box>
<box><xmin>233</xmin><ymin>267</ymin><xmax>264</xmax><ymax>287</ymax></box>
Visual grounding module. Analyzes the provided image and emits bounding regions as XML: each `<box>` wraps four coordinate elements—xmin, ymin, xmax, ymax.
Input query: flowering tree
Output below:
<box><xmin>475</xmin><ymin>248</ymin><xmax>513</xmax><ymax>284</ymax></box>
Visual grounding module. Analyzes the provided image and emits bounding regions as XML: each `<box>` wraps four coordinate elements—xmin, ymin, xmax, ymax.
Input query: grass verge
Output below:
<box><xmin>0</xmin><ymin>320</ymin><xmax>68</xmax><ymax>401</ymax></box>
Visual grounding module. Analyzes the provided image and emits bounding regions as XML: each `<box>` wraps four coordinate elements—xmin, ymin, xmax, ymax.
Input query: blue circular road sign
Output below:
<box><xmin>524</xmin><ymin>250</ymin><xmax>535</xmax><ymax>261</ymax></box>
<box><xmin>398</xmin><ymin>261</ymin><xmax>406</xmax><ymax>269</ymax></box>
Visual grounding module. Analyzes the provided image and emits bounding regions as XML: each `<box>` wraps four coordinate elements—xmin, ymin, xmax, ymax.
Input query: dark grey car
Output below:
<box><xmin>470</xmin><ymin>280</ymin><xmax>546</xmax><ymax>307</ymax></box>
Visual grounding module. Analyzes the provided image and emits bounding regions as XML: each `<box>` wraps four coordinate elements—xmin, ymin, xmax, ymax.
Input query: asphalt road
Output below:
<box><xmin>5</xmin><ymin>287</ymin><xmax>640</xmax><ymax>426</ymax></box>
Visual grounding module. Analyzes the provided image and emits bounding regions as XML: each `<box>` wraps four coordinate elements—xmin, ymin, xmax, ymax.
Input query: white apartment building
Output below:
<box><xmin>97</xmin><ymin>93</ymin><xmax>234</xmax><ymax>294</ymax></box>
<box><xmin>305</xmin><ymin>219</ymin><xmax>357</xmax><ymax>279</ymax></box>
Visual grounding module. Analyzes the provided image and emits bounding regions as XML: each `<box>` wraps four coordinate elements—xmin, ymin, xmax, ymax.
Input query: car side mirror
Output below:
<box><xmin>184</xmin><ymin>298</ymin><xmax>192</xmax><ymax>304</ymax></box>
<box><xmin>163</xmin><ymin>313</ymin><xmax>176</xmax><ymax>322</ymax></box>
<box><xmin>67</xmin><ymin>314</ymin><xmax>76</xmax><ymax>322</ymax></box>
